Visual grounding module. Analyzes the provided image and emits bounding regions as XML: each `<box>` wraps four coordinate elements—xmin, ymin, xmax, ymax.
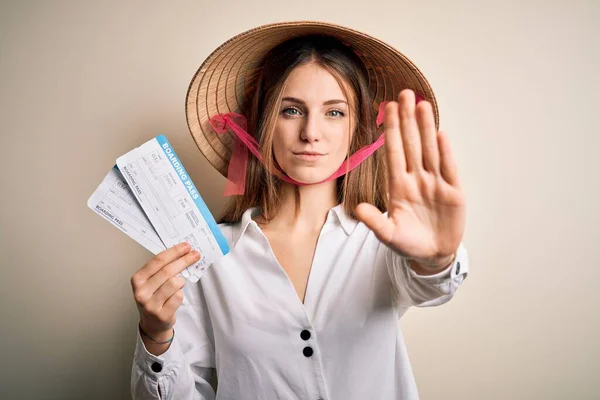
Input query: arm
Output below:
<box><xmin>131</xmin><ymin>281</ymin><xmax>217</xmax><ymax>400</ymax></box>
<box><xmin>385</xmin><ymin>241</ymin><xmax>469</xmax><ymax>308</ymax></box>
<box><xmin>355</xmin><ymin>89</ymin><xmax>468</xmax><ymax>309</ymax></box>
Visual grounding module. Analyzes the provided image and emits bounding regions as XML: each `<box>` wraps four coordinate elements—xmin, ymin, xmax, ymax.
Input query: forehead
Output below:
<box><xmin>282</xmin><ymin>62</ymin><xmax>350</xmax><ymax>102</ymax></box>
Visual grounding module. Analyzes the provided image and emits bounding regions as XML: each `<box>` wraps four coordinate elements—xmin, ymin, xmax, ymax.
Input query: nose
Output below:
<box><xmin>300</xmin><ymin>113</ymin><xmax>321</xmax><ymax>142</ymax></box>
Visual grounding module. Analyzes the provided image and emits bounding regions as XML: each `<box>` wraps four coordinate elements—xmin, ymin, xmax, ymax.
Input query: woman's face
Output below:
<box><xmin>273</xmin><ymin>62</ymin><xmax>354</xmax><ymax>184</ymax></box>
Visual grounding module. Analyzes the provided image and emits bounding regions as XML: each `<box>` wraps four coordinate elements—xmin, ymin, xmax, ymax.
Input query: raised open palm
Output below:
<box><xmin>355</xmin><ymin>89</ymin><xmax>466</xmax><ymax>270</ymax></box>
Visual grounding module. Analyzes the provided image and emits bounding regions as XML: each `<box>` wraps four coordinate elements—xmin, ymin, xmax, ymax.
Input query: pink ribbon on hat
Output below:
<box><xmin>209</xmin><ymin>94</ymin><xmax>424</xmax><ymax>196</ymax></box>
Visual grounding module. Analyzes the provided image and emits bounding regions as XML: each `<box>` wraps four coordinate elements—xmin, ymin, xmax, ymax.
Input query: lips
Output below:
<box><xmin>293</xmin><ymin>151</ymin><xmax>325</xmax><ymax>161</ymax></box>
<box><xmin>294</xmin><ymin>152</ymin><xmax>325</xmax><ymax>156</ymax></box>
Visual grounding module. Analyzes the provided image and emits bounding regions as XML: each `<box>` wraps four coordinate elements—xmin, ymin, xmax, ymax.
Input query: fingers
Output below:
<box><xmin>438</xmin><ymin>130</ymin><xmax>461</xmax><ymax>187</ymax></box>
<box><xmin>133</xmin><ymin>242</ymin><xmax>192</xmax><ymax>283</ymax></box>
<box><xmin>398</xmin><ymin>89</ymin><xmax>422</xmax><ymax>172</ymax></box>
<box><xmin>162</xmin><ymin>289</ymin><xmax>185</xmax><ymax>317</ymax></box>
<box><xmin>138</xmin><ymin>278</ymin><xmax>185</xmax><ymax>331</ymax></box>
<box><xmin>384</xmin><ymin>101</ymin><xmax>406</xmax><ymax>182</ymax></box>
<box><xmin>131</xmin><ymin>243</ymin><xmax>200</xmax><ymax>310</ymax></box>
<box><xmin>355</xmin><ymin>203</ymin><xmax>395</xmax><ymax>244</ymax></box>
<box><xmin>144</xmin><ymin>249</ymin><xmax>200</xmax><ymax>295</ymax></box>
<box><xmin>150</xmin><ymin>275</ymin><xmax>187</xmax><ymax>307</ymax></box>
<box><xmin>385</xmin><ymin>89</ymin><xmax>442</xmax><ymax>175</ymax></box>
<box><xmin>416</xmin><ymin>100</ymin><xmax>440</xmax><ymax>173</ymax></box>
<box><xmin>131</xmin><ymin>244</ymin><xmax>199</xmax><ymax>337</ymax></box>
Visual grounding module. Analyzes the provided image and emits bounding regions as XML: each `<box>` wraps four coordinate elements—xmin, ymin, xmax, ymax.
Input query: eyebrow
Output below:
<box><xmin>281</xmin><ymin>97</ymin><xmax>348</xmax><ymax>106</ymax></box>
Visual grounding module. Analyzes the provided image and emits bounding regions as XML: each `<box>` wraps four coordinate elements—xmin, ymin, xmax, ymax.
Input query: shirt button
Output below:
<box><xmin>303</xmin><ymin>346</ymin><xmax>313</xmax><ymax>357</ymax></box>
<box><xmin>151</xmin><ymin>362</ymin><xmax>162</xmax><ymax>373</ymax></box>
<box><xmin>300</xmin><ymin>330</ymin><xmax>311</xmax><ymax>340</ymax></box>
<box><xmin>456</xmin><ymin>261</ymin><xmax>461</xmax><ymax>274</ymax></box>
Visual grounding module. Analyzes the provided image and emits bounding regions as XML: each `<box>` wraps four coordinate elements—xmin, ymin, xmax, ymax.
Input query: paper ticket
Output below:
<box><xmin>116</xmin><ymin>135</ymin><xmax>230</xmax><ymax>282</ymax></box>
<box><xmin>87</xmin><ymin>166</ymin><xmax>167</xmax><ymax>255</ymax></box>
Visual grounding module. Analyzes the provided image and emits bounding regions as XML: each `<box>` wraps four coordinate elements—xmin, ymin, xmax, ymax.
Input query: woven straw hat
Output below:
<box><xmin>185</xmin><ymin>21</ymin><xmax>439</xmax><ymax>178</ymax></box>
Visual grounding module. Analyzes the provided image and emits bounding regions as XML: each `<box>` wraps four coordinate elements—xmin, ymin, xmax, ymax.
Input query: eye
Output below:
<box><xmin>282</xmin><ymin>107</ymin><xmax>302</xmax><ymax>117</ymax></box>
<box><xmin>327</xmin><ymin>109</ymin><xmax>345</xmax><ymax>118</ymax></box>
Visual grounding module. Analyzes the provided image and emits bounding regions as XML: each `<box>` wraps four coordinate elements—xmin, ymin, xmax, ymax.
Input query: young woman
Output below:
<box><xmin>131</xmin><ymin>22</ymin><xmax>468</xmax><ymax>400</ymax></box>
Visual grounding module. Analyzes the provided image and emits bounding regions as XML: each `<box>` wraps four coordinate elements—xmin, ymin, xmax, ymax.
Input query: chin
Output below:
<box><xmin>282</xmin><ymin>165</ymin><xmax>338</xmax><ymax>185</ymax></box>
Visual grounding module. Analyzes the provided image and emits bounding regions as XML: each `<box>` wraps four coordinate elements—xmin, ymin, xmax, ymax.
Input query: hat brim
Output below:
<box><xmin>186</xmin><ymin>21</ymin><xmax>439</xmax><ymax>178</ymax></box>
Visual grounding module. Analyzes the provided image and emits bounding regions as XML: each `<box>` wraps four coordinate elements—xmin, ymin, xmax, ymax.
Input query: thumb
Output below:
<box><xmin>355</xmin><ymin>203</ymin><xmax>394</xmax><ymax>244</ymax></box>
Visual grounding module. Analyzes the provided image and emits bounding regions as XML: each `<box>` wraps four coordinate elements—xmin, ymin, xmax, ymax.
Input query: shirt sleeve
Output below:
<box><xmin>385</xmin><ymin>241</ymin><xmax>469</xmax><ymax>308</ymax></box>
<box><xmin>131</xmin><ymin>281</ymin><xmax>217</xmax><ymax>400</ymax></box>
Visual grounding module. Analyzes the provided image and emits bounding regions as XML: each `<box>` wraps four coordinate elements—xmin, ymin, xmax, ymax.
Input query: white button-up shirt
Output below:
<box><xmin>131</xmin><ymin>204</ymin><xmax>469</xmax><ymax>399</ymax></box>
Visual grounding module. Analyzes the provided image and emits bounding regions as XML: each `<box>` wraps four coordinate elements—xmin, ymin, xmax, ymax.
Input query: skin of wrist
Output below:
<box><xmin>407</xmin><ymin>253</ymin><xmax>455</xmax><ymax>275</ymax></box>
<box><xmin>139</xmin><ymin>322</ymin><xmax>174</xmax><ymax>342</ymax></box>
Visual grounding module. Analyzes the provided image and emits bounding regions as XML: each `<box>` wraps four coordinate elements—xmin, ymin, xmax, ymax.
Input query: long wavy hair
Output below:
<box><xmin>218</xmin><ymin>34</ymin><xmax>388</xmax><ymax>224</ymax></box>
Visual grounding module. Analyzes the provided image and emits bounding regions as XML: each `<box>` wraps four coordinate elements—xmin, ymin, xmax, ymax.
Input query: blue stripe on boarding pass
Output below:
<box><xmin>155</xmin><ymin>135</ymin><xmax>230</xmax><ymax>256</ymax></box>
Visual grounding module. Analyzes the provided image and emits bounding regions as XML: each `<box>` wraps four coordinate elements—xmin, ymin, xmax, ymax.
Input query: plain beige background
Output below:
<box><xmin>1</xmin><ymin>0</ymin><xmax>598</xmax><ymax>399</ymax></box>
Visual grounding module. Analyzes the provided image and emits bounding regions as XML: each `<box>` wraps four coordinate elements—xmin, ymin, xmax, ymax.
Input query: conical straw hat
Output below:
<box><xmin>185</xmin><ymin>21</ymin><xmax>439</xmax><ymax>177</ymax></box>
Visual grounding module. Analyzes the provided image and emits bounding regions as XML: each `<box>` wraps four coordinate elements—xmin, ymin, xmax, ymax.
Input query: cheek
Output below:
<box><xmin>332</xmin><ymin>129</ymin><xmax>352</xmax><ymax>159</ymax></box>
<box><xmin>272</xmin><ymin>129</ymin><xmax>290</xmax><ymax>165</ymax></box>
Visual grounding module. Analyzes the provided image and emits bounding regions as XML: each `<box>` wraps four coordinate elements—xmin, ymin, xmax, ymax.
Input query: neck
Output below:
<box><xmin>259</xmin><ymin>180</ymin><xmax>339</xmax><ymax>234</ymax></box>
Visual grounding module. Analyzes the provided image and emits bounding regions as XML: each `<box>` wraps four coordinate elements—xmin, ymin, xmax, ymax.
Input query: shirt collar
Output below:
<box><xmin>231</xmin><ymin>206</ymin><xmax>261</xmax><ymax>248</ymax></box>
<box><xmin>231</xmin><ymin>203</ymin><xmax>359</xmax><ymax>247</ymax></box>
<box><xmin>330</xmin><ymin>203</ymin><xmax>359</xmax><ymax>236</ymax></box>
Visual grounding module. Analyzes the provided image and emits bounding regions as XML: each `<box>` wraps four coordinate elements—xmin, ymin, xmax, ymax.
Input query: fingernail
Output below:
<box><xmin>181</xmin><ymin>242</ymin><xmax>191</xmax><ymax>250</ymax></box>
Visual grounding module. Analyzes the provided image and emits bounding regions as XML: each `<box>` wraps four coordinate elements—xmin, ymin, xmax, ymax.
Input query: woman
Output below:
<box><xmin>131</xmin><ymin>22</ymin><xmax>468</xmax><ymax>399</ymax></box>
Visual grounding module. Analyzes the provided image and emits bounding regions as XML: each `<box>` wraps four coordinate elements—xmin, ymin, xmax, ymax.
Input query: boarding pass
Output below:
<box><xmin>89</xmin><ymin>135</ymin><xmax>230</xmax><ymax>282</ymax></box>
<box><xmin>87</xmin><ymin>166</ymin><xmax>166</xmax><ymax>255</ymax></box>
